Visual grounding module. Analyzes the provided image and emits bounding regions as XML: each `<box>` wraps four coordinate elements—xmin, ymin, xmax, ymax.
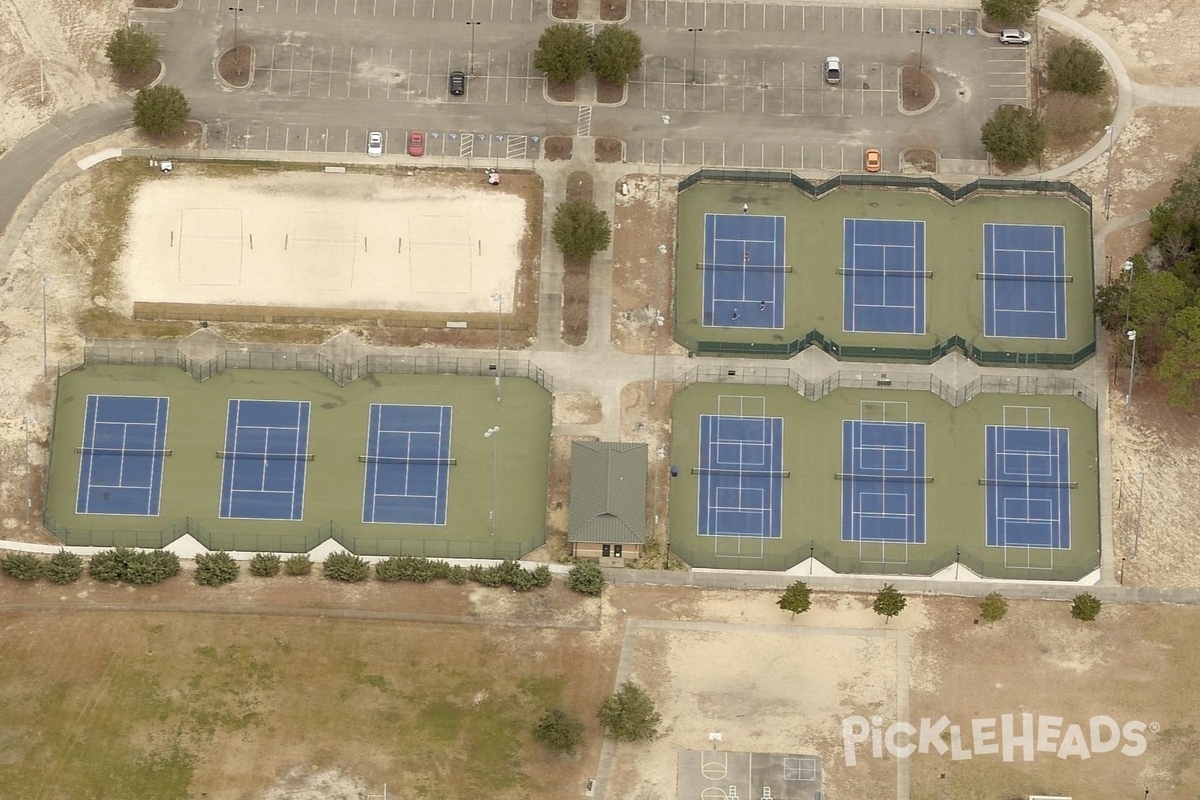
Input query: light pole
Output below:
<box><xmin>485</xmin><ymin>426</ymin><xmax>500</xmax><ymax>535</ymax></box>
<box><xmin>913</xmin><ymin>28</ymin><xmax>933</xmax><ymax>73</ymax></box>
<box><xmin>490</xmin><ymin>291</ymin><xmax>503</xmax><ymax>402</ymax></box>
<box><xmin>41</xmin><ymin>275</ymin><xmax>51</xmax><ymax>377</ymax></box>
<box><xmin>1121</xmin><ymin>258</ymin><xmax>1135</xmax><ymax>333</ymax></box>
<box><xmin>466</xmin><ymin>21</ymin><xmax>481</xmax><ymax>76</ymax></box>
<box><xmin>1103</xmin><ymin>124</ymin><xmax>1116</xmax><ymax>220</ymax></box>
<box><xmin>688</xmin><ymin>28</ymin><xmax>703</xmax><ymax>84</ymax></box>
<box><xmin>1125</xmin><ymin>329</ymin><xmax>1137</xmax><ymax>421</ymax></box>
<box><xmin>657</xmin><ymin>114</ymin><xmax>670</xmax><ymax>199</ymax></box>
<box><xmin>1133</xmin><ymin>470</ymin><xmax>1145</xmax><ymax>557</ymax></box>
<box><xmin>229</xmin><ymin>5</ymin><xmax>244</xmax><ymax>74</ymax></box>
<box><xmin>651</xmin><ymin>244</ymin><xmax>667</xmax><ymax>404</ymax></box>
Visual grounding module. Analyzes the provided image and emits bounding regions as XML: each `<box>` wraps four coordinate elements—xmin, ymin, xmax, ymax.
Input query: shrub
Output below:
<box><xmin>501</xmin><ymin>561</ymin><xmax>537</xmax><ymax>593</ymax></box>
<box><xmin>532</xmin><ymin>564</ymin><xmax>553</xmax><ymax>588</ymax></box>
<box><xmin>979</xmin><ymin>591</ymin><xmax>1009</xmax><ymax>624</ymax></box>
<box><xmin>597</xmin><ymin>681</ymin><xmax>660</xmax><ymax>742</ymax></box>
<box><xmin>447</xmin><ymin>565</ymin><xmax>468</xmax><ymax>584</ymax></box>
<box><xmin>194</xmin><ymin>552</ymin><xmax>240</xmax><ymax>587</ymax></box>
<box><xmin>46</xmin><ymin>550</ymin><xmax>84</xmax><ymax>585</ymax></box>
<box><xmin>284</xmin><ymin>554</ymin><xmax>313</xmax><ymax>576</ymax></box>
<box><xmin>374</xmin><ymin>556</ymin><xmax>407</xmax><ymax>582</ymax></box>
<box><xmin>533</xmin><ymin>707</ymin><xmax>585</xmax><ymax>755</ymax></box>
<box><xmin>1071</xmin><ymin>592</ymin><xmax>1102</xmax><ymax>621</ymax></box>
<box><xmin>872</xmin><ymin>583</ymin><xmax>907</xmax><ymax>624</ymax></box>
<box><xmin>248</xmin><ymin>553</ymin><xmax>281</xmax><ymax>577</ymax></box>
<box><xmin>322</xmin><ymin>552</ymin><xmax>370</xmax><ymax>582</ymax></box>
<box><xmin>87</xmin><ymin>547</ymin><xmax>179</xmax><ymax>585</ymax></box>
<box><xmin>981</xmin><ymin>0</ymin><xmax>1038</xmax><ymax>25</ymax></box>
<box><xmin>1047</xmin><ymin>39</ymin><xmax>1107</xmax><ymax>96</ymax></box>
<box><xmin>553</xmin><ymin>199</ymin><xmax>612</xmax><ymax>261</ymax></box>
<box><xmin>567</xmin><ymin>562</ymin><xmax>605</xmax><ymax>595</ymax></box>
<box><xmin>1</xmin><ymin>553</ymin><xmax>45</xmax><ymax>582</ymax></box>
<box><xmin>429</xmin><ymin>560</ymin><xmax>451</xmax><ymax>580</ymax></box>
<box><xmin>469</xmin><ymin>564</ymin><xmax>506</xmax><ymax>588</ymax></box>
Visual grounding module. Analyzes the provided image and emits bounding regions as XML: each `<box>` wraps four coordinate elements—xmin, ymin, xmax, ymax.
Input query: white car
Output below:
<box><xmin>999</xmin><ymin>29</ymin><xmax>1032</xmax><ymax>45</ymax></box>
<box><xmin>824</xmin><ymin>56</ymin><xmax>842</xmax><ymax>84</ymax></box>
<box><xmin>367</xmin><ymin>131</ymin><xmax>383</xmax><ymax>156</ymax></box>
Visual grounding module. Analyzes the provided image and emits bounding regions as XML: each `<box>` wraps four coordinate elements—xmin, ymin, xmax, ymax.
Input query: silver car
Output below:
<box><xmin>367</xmin><ymin>131</ymin><xmax>383</xmax><ymax>156</ymax></box>
<box><xmin>999</xmin><ymin>29</ymin><xmax>1032</xmax><ymax>45</ymax></box>
<box><xmin>824</xmin><ymin>56</ymin><xmax>841</xmax><ymax>84</ymax></box>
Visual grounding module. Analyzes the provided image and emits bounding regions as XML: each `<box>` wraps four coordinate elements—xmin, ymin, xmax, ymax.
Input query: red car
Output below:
<box><xmin>408</xmin><ymin>131</ymin><xmax>424</xmax><ymax>157</ymax></box>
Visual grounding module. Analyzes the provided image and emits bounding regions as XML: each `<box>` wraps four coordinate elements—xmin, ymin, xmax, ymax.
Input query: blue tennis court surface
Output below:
<box><xmin>75</xmin><ymin>394</ymin><xmax>169</xmax><ymax>516</ymax></box>
<box><xmin>362</xmin><ymin>404</ymin><xmax>453</xmax><ymax>525</ymax></box>
<box><xmin>840</xmin><ymin>419</ymin><xmax>927</xmax><ymax>543</ymax></box>
<box><xmin>696</xmin><ymin>413</ymin><xmax>784</xmax><ymax>537</ymax></box>
<box><xmin>219</xmin><ymin>399</ymin><xmax>311</xmax><ymax>520</ymax></box>
<box><xmin>985</xmin><ymin>424</ymin><xmax>1071</xmax><ymax>548</ymax></box>
<box><xmin>701</xmin><ymin>213</ymin><xmax>786</xmax><ymax>330</ymax></box>
<box><xmin>982</xmin><ymin>223</ymin><xmax>1067</xmax><ymax>339</ymax></box>
<box><xmin>842</xmin><ymin>218</ymin><xmax>927</xmax><ymax>334</ymax></box>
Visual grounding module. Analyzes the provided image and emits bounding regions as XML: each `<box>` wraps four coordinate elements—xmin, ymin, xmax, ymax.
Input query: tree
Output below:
<box><xmin>1047</xmin><ymin>39</ymin><xmax>1107</xmax><ymax>96</ymax></box>
<box><xmin>597</xmin><ymin>681</ymin><xmax>661</xmax><ymax>742</ymax></box>
<box><xmin>981</xmin><ymin>0</ymin><xmax>1039</xmax><ymax>25</ymax></box>
<box><xmin>590</xmin><ymin>26</ymin><xmax>644</xmax><ymax>84</ymax></box>
<box><xmin>776</xmin><ymin>580</ymin><xmax>812</xmax><ymax>619</ymax></box>
<box><xmin>553</xmin><ymin>199</ymin><xmax>612</xmax><ymax>260</ymax></box>
<box><xmin>284</xmin><ymin>553</ymin><xmax>313</xmax><ymax>576</ymax></box>
<box><xmin>1128</xmin><ymin>270</ymin><xmax>1193</xmax><ymax>362</ymax></box>
<box><xmin>133</xmin><ymin>85</ymin><xmax>191</xmax><ymax>137</ymax></box>
<box><xmin>532</xmin><ymin>708</ymin><xmax>585</xmax><ymax>755</ymax></box>
<box><xmin>105</xmin><ymin>25</ymin><xmax>160</xmax><ymax>74</ymax></box>
<box><xmin>322</xmin><ymin>552</ymin><xmax>370</xmax><ymax>582</ymax></box>
<box><xmin>1154</xmin><ymin>305</ymin><xmax>1200</xmax><ymax>409</ymax></box>
<box><xmin>533</xmin><ymin>23</ymin><xmax>592</xmax><ymax>82</ymax></box>
<box><xmin>46</xmin><ymin>550</ymin><xmax>84</xmax><ymax>585</ymax></box>
<box><xmin>194</xmin><ymin>551</ymin><xmax>240</xmax><ymax>586</ymax></box>
<box><xmin>872</xmin><ymin>583</ymin><xmax>906</xmax><ymax>624</ymax></box>
<box><xmin>567</xmin><ymin>562</ymin><xmax>605</xmax><ymax>595</ymax></box>
<box><xmin>979</xmin><ymin>591</ymin><xmax>1009</xmax><ymax>624</ymax></box>
<box><xmin>1071</xmin><ymin>592</ymin><xmax>1102</xmax><ymax>621</ymax></box>
<box><xmin>980</xmin><ymin>105</ymin><xmax>1046</xmax><ymax>166</ymax></box>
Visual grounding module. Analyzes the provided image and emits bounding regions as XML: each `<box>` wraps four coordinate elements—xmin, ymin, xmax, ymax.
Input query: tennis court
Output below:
<box><xmin>362</xmin><ymin>403</ymin><xmax>453</xmax><ymax>525</ymax></box>
<box><xmin>695</xmin><ymin>397</ymin><xmax>785</xmax><ymax>538</ymax></box>
<box><xmin>75</xmin><ymin>394</ymin><xmax>170</xmax><ymax>516</ymax></box>
<box><xmin>841</xmin><ymin>218</ymin><xmax>927</xmax><ymax>334</ymax></box>
<box><xmin>984</xmin><ymin>407</ymin><xmax>1072</xmax><ymax>551</ymax></box>
<box><xmin>219</xmin><ymin>399</ymin><xmax>312</xmax><ymax>521</ymax></box>
<box><xmin>839</xmin><ymin>402</ymin><xmax>928</xmax><ymax>545</ymax></box>
<box><xmin>981</xmin><ymin>223</ymin><xmax>1067</xmax><ymax>339</ymax></box>
<box><xmin>701</xmin><ymin>213</ymin><xmax>787</xmax><ymax>330</ymax></box>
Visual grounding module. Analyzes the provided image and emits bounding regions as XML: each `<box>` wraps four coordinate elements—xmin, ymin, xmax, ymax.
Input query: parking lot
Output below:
<box><xmin>143</xmin><ymin>1</ymin><xmax>1025</xmax><ymax>165</ymax></box>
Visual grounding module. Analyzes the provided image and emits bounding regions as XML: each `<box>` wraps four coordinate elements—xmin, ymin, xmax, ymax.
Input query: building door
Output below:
<box><xmin>614</xmin><ymin>544</ymin><xmax>623</xmax><ymax>558</ymax></box>
<box><xmin>602</xmin><ymin>544</ymin><xmax>611</xmax><ymax>557</ymax></box>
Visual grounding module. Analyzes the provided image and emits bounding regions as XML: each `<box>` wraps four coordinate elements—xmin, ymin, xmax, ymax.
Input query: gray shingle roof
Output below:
<box><xmin>567</xmin><ymin>441</ymin><xmax>647</xmax><ymax>544</ymax></box>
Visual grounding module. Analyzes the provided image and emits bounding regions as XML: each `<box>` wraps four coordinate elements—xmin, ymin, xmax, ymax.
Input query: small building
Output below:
<box><xmin>568</xmin><ymin>441</ymin><xmax>647</xmax><ymax>562</ymax></box>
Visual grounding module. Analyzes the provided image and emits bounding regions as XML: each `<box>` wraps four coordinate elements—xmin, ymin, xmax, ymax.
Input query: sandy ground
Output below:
<box><xmin>122</xmin><ymin>171</ymin><xmax>523</xmax><ymax>313</ymax></box>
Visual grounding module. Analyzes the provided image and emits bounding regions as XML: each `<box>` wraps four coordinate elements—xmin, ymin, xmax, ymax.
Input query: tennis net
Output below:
<box><xmin>215</xmin><ymin>451</ymin><xmax>315</xmax><ymax>461</ymax></box>
<box><xmin>977</xmin><ymin>272</ymin><xmax>1074</xmax><ymax>283</ymax></box>
<box><xmin>692</xmin><ymin>467</ymin><xmax>790</xmax><ymax>478</ymax></box>
<box><xmin>76</xmin><ymin>446</ymin><xmax>172</xmax><ymax>457</ymax></box>
<box><xmin>834</xmin><ymin>472</ymin><xmax>934</xmax><ymax>483</ymax></box>
<box><xmin>696</xmin><ymin>262</ymin><xmax>794</xmax><ymax>273</ymax></box>
<box><xmin>358</xmin><ymin>456</ymin><xmax>457</xmax><ymax>465</ymax></box>
<box><xmin>838</xmin><ymin>267</ymin><xmax>933</xmax><ymax>278</ymax></box>
<box><xmin>978</xmin><ymin>478</ymin><xmax>1077</xmax><ymax>489</ymax></box>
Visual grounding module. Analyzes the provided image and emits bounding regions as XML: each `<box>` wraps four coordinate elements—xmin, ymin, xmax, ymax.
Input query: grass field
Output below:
<box><xmin>47</xmin><ymin>366</ymin><xmax>552</xmax><ymax>557</ymax></box>
<box><xmin>674</xmin><ymin>182</ymin><xmax>1094</xmax><ymax>361</ymax></box>
<box><xmin>669</xmin><ymin>383</ymin><xmax>1099</xmax><ymax>578</ymax></box>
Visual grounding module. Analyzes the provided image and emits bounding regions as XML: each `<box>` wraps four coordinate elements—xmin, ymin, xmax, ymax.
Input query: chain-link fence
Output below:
<box><xmin>676</xmin><ymin>366</ymin><xmax>1097</xmax><ymax>410</ymax></box>
<box><xmin>63</xmin><ymin>346</ymin><xmax>553</xmax><ymax>393</ymax></box>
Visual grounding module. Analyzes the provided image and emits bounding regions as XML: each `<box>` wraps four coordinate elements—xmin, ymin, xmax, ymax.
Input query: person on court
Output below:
<box><xmin>759</xmin><ymin>300</ymin><xmax>767</xmax><ymax>311</ymax></box>
<box><xmin>732</xmin><ymin>309</ymin><xmax>740</xmax><ymax>321</ymax></box>
<box><xmin>742</xmin><ymin>203</ymin><xmax>749</xmax><ymax>214</ymax></box>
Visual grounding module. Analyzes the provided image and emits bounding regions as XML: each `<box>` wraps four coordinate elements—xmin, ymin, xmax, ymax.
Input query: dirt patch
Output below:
<box><xmin>546</xmin><ymin>78</ymin><xmax>575</xmax><ymax>103</ymax></box>
<box><xmin>217</xmin><ymin>45</ymin><xmax>253</xmax><ymax>87</ymax></box>
<box><xmin>561</xmin><ymin>171</ymin><xmax>595</xmax><ymax>347</ymax></box>
<box><xmin>900</xmin><ymin>65</ymin><xmax>936</xmax><ymax>112</ymax></box>
<box><xmin>594</xmin><ymin>137</ymin><xmax>623</xmax><ymax>163</ymax></box>
<box><xmin>137</xmin><ymin>119</ymin><xmax>203</xmax><ymax>149</ymax></box>
<box><xmin>610</xmin><ymin>174</ymin><xmax>685</xmax><ymax>357</ymax></box>
<box><xmin>901</xmin><ymin>148</ymin><xmax>937</xmax><ymax>173</ymax></box>
<box><xmin>595</xmin><ymin>78</ymin><xmax>625</xmax><ymax>105</ymax></box>
<box><xmin>543</xmin><ymin>136</ymin><xmax>573</xmax><ymax>161</ymax></box>
<box><xmin>551</xmin><ymin>0</ymin><xmax>578</xmax><ymax>19</ymax></box>
<box><xmin>112</xmin><ymin>60</ymin><xmax>162</xmax><ymax>92</ymax></box>
<box><xmin>619</xmin><ymin>381</ymin><xmax>683</xmax><ymax>569</ymax></box>
<box><xmin>553</xmin><ymin>392</ymin><xmax>603</xmax><ymax>424</ymax></box>
<box><xmin>599</xmin><ymin>0</ymin><xmax>626</xmax><ymax>21</ymax></box>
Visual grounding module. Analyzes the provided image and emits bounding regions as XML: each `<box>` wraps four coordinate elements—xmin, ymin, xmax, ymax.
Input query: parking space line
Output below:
<box><xmin>366</xmin><ymin>47</ymin><xmax>374</xmax><ymax>97</ymax></box>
